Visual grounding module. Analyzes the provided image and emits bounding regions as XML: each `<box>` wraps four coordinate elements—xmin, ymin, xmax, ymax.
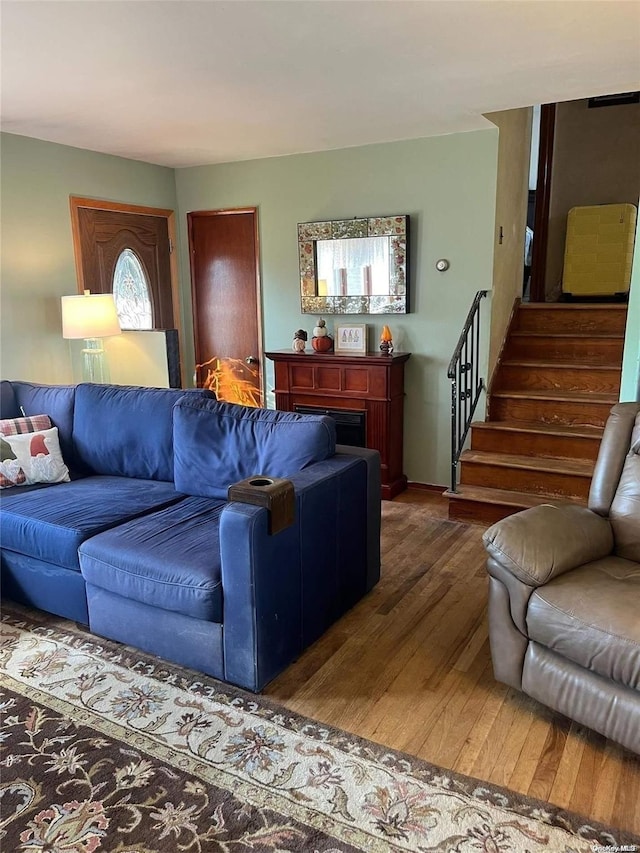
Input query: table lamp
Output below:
<box><xmin>61</xmin><ymin>290</ymin><xmax>122</xmax><ymax>382</ymax></box>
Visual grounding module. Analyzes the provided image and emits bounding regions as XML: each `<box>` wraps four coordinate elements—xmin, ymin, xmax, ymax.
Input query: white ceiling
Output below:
<box><xmin>1</xmin><ymin>0</ymin><xmax>639</xmax><ymax>168</ymax></box>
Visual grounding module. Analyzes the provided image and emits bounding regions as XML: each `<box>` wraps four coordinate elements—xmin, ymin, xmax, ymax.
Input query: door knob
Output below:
<box><xmin>246</xmin><ymin>356</ymin><xmax>259</xmax><ymax>365</ymax></box>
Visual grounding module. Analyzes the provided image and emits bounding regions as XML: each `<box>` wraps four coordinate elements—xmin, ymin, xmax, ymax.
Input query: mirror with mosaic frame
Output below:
<box><xmin>298</xmin><ymin>215</ymin><xmax>409</xmax><ymax>314</ymax></box>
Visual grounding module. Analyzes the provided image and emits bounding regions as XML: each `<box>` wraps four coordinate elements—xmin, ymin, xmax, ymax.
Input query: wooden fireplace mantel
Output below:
<box><xmin>265</xmin><ymin>350</ymin><xmax>411</xmax><ymax>499</ymax></box>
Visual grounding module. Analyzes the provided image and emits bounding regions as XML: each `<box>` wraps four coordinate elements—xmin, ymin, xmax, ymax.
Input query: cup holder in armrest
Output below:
<box><xmin>227</xmin><ymin>476</ymin><xmax>295</xmax><ymax>534</ymax></box>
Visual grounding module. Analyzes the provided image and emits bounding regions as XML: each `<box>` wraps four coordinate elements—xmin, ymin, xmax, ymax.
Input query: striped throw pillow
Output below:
<box><xmin>0</xmin><ymin>414</ymin><xmax>52</xmax><ymax>436</ymax></box>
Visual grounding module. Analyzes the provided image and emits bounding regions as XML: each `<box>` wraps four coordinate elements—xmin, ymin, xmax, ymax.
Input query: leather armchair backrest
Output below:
<box><xmin>589</xmin><ymin>402</ymin><xmax>640</xmax><ymax>517</ymax></box>
<box><xmin>610</xmin><ymin>409</ymin><xmax>640</xmax><ymax>560</ymax></box>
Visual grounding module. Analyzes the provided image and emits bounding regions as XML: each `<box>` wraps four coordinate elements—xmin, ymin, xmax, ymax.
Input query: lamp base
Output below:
<box><xmin>82</xmin><ymin>338</ymin><xmax>109</xmax><ymax>383</ymax></box>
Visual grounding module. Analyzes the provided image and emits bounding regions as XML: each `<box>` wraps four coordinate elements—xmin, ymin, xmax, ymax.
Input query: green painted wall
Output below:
<box><xmin>4</xmin><ymin>129</ymin><xmax>635</xmax><ymax>485</ymax></box>
<box><xmin>175</xmin><ymin>132</ymin><xmax>499</xmax><ymax>487</ymax></box>
<box><xmin>620</xmin><ymin>204</ymin><xmax>640</xmax><ymax>401</ymax></box>
<box><xmin>0</xmin><ymin>133</ymin><xmax>177</xmax><ymax>383</ymax></box>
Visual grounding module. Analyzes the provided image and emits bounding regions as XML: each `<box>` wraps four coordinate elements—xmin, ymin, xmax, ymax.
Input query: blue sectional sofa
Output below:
<box><xmin>0</xmin><ymin>381</ymin><xmax>380</xmax><ymax>691</ymax></box>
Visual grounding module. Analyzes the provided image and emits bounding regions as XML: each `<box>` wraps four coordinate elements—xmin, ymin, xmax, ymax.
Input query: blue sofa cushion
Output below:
<box><xmin>0</xmin><ymin>381</ymin><xmax>19</xmax><ymax>419</ymax></box>
<box><xmin>72</xmin><ymin>384</ymin><xmax>212</xmax><ymax>481</ymax></box>
<box><xmin>11</xmin><ymin>381</ymin><xmax>77</xmax><ymax>471</ymax></box>
<box><xmin>174</xmin><ymin>398</ymin><xmax>336</xmax><ymax>498</ymax></box>
<box><xmin>0</xmin><ymin>476</ymin><xmax>183</xmax><ymax>571</ymax></box>
<box><xmin>79</xmin><ymin>496</ymin><xmax>226</xmax><ymax>622</ymax></box>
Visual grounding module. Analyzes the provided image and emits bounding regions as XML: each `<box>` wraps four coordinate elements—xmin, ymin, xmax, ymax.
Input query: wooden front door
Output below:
<box><xmin>71</xmin><ymin>198</ymin><xmax>176</xmax><ymax>329</ymax></box>
<box><xmin>188</xmin><ymin>209</ymin><xmax>262</xmax><ymax>407</ymax></box>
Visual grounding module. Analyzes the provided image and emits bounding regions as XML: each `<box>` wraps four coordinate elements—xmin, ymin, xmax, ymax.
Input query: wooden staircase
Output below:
<box><xmin>447</xmin><ymin>302</ymin><xmax>627</xmax><ymax>524</ymax></box>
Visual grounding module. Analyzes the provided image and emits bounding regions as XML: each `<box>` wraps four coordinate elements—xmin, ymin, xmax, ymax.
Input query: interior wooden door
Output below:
<box><xmin>188</xmin><ymin>209</ymin><xmax>262</xmax><ymax>407</ymax></box>
<box><xmin>73</xmin><ymin>202</ymin><xmax>175</xmax><ymax>329</ymax></box>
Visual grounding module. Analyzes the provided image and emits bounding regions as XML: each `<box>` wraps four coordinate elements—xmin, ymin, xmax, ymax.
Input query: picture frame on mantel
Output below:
<box><xmin>335</xmin><ymin>323</ymin><xmax>367</xmax><ymax>354</ymax></box>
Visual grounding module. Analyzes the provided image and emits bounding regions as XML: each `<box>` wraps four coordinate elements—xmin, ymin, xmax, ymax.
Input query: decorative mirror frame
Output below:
<box><xmin>298</xmin><ymin>215</ymin><xmax>409</xmax><ymax>314</ymax></box>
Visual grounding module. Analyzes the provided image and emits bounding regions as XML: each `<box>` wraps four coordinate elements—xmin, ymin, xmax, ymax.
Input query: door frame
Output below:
<box><xmin>69</xmin><ymin>196</ymin><xmax>181</xmax><ymax>332</ymax></box>
<box><xmin>187</xmin><ymin>207</ymin><xmax>264</xmax><ymax>403</ymax></box>
<box><xmin>529</xmin><ymin>104</ymin><xmax>556</xmax><ymax>302</ymax></box>
<box><xmin>70</xmin><ymin>196</ymin><xmax>183</xmax><ymax>387</ymax></box>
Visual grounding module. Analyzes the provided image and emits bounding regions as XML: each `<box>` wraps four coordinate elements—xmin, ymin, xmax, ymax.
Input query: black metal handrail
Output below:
<box><xmin>447</xmin><ymin>290</ymin><xmax>488</xmax><ymax>493</ymax></box>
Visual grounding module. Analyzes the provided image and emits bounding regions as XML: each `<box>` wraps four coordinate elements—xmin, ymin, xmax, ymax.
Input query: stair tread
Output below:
<box><xmin>501</xmin><ymin>360</ymin><xmax>620</xmax><ymax>370</ymax></box>
<box><xmin>445</xmin><ymin>484</ymin><xmax>587</xmax><ymax>508</ymax></box>
<box><xmin>511</xmin><ymin>330</ymin><xmax>625</xmax><ymax>339</ymax></box>
<box><xmin>471</xmin><ymin>419</ymin><xmax>603</xmax><ymax>438</ymax></box>
<box><xmin>519</xmin><ymin>303</ymin><xmax>627</xmax><ymax>310</ymax></box>
<box><xmin>490</xmin><ymin>389</ymin><xmax>617</xmax><ymax>402</ymax></box>
<box><xmin>460</xmin><ymin>449</ymin><xmax>594</xmax><ymax>476</ymax></box>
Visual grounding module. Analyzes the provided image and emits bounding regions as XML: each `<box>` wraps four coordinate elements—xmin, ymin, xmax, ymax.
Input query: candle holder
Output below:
<box><xmin>379</xmin><ymin>325</ymin><xmax>393</xmax><ymax>355</ymax></box>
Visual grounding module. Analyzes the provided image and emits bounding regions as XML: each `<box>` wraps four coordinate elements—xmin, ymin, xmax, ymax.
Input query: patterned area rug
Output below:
<box><xmin>1</xmin><ymin>604</ymin><xmax>637</xmax><ymax>853</ymax></box>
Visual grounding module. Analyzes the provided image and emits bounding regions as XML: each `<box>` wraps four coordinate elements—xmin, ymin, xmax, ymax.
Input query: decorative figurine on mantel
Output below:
<box><xmin>292</xmin><ymin>329</ymin><xmax>308</xmax><ymax>352</ymax></box>
<box><xmin>311</xmin><ymin>317</ymin><xmax>334</xmax><ymax>353</ymax></box>
<box><xmin>380</xmin><ymin>325</ymin><xmax>394</xmax><ymax>355</ymax></box>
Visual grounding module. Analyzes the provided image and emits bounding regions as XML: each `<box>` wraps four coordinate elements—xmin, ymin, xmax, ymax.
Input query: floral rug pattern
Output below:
<box><xmin>1</xmin><ymin>605</ymin><xmax>637</xmax><ymax>852</ymax></box>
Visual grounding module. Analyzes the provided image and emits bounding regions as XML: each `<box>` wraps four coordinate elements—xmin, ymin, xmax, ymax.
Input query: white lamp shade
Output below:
<box><xmin>61</xmin><ymin>292</ymin><xmax>122</xmax><ymax>339</ymax></box>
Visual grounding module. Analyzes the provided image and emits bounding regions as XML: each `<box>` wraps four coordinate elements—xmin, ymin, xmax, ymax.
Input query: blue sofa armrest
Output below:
<box><xmin>220</xmin><ymin>450</ymin><xmax>380</xmax><ymax>691</ymax></box>
<box><xmin>334</xmin><ymin>445</ymin><xmax>381</xmax><ymax>593</ymax></box>
<box><xmin>220</xmin><ymin>501</ymin><xmax>302</xmax><ymax>691</ymax></box>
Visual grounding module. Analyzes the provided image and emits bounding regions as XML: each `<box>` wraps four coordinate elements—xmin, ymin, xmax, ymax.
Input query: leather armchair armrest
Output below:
<box><xmin>483</xmin><ymin>504</ymin><xmax>613</xmax><ymax>587</ymax></box>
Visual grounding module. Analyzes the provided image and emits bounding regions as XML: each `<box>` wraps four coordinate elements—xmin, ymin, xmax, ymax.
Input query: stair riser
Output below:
<box><xmin>495</xmin><ymin>365</ymin><xmax>621</xmax><ymax>395</ymax></box>
<box><xmin>448</xmin><ymin>499</ymin><xmax>524</xmax><ymax>525</ymax></box>
<box><xmin>460</xmin><ymin>463</ymin><xmax>590</xmax><ymax>499</ymax></box>
<box><xmin>515</xmin><ymin>308</ymin><xmax>627</xmax><ymax>335</ymax></box>
<box><xmin>505</xmin><ymin>336</ymin><xmax>624</xmax><ymax>363</ymax></box>
<box><xmin>456</xmin><ymin>305</ymin><xmax>626</xmax><ymax>524</ymax></box>
<box><xmin>490</xmin><ymin>396</ymin><xmax>612</xmax><ymax>428</ymax></box>
<box><xmin>470</xmin><ymin>427</ymin><xmax>601</xmax><ymax>461</ymax></box>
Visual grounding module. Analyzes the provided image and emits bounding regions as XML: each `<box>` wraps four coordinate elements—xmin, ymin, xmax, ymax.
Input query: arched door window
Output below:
<box><xmin>112</xmin><ymin>248</ymin><xmax>153</xmax><ymax>330</ymax></box>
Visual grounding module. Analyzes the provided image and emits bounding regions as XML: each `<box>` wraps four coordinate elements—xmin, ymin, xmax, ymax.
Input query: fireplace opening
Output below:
<box><xmin>294</xmin><ymin>405</ymin><xmax>366</xmax><ymax>448</ymax></box>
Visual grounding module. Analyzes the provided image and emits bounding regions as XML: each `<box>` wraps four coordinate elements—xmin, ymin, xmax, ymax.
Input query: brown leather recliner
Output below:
<box><xmin>483</xmin><ymin>402</ymin><xmax>640</xmax><ymax>755</ymax></box>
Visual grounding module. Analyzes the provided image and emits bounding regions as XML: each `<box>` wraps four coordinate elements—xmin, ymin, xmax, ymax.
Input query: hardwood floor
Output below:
<box><xmin>266</xmin><ymin>489</ymin><xmax>640</xmax><ymax>834</ymax></box>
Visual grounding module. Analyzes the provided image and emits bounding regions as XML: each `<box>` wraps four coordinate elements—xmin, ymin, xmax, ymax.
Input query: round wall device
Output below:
<box><xmin>436</xmin><ymin>259</ymin><xmax>450</xmax><ymax>272</ymax></box>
